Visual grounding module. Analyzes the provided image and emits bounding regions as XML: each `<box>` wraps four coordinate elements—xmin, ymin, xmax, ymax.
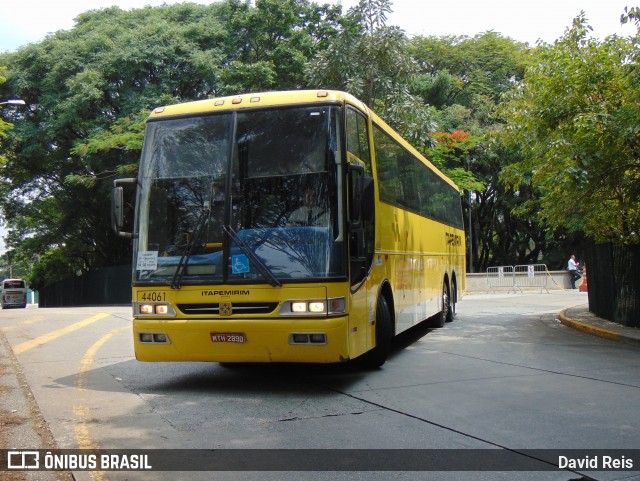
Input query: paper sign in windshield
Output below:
<box><xmin>137</xmin><ymin>251</ymin><xmax>158</xmax><ymax>271</ymax></box>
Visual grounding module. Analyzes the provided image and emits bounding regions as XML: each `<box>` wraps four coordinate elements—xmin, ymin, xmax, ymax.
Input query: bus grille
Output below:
<box><xmin>177</xmin><ymin>302</ymin><xmax>279</xmax><ymax>316</ymax></box>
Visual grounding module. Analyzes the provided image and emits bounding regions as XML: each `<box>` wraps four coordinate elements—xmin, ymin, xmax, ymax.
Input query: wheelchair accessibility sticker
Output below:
<box><xmin>231</xmin><ymin>254</ymin><xmax>250</xmax><ymax>274</ymax></box>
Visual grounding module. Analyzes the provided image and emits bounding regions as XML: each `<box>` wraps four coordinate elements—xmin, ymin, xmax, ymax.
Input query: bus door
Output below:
<box><xmin>345</xmin><ymin>107</ymin><xmax>375</xmax><ymax>357</ymax></box>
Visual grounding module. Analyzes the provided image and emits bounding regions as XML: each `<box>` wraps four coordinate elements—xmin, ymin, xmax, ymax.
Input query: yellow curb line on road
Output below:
<box><xmin>1</xmin><ymin>315</ymin><xmax>46</xmax><ymax>332</ymax></box>
<box><xmin>13</xmin><ymin>313</ymin><xmax>111</xmax><ymax>355</ymax></box>
<box><xmin>559</xmin><ymin>308</ymin><xmax>621</xmax><ymax>342</ymax></box>
<box><xmin>73</xmin><ymin>325</ymin><xmax>129</xmax><ymax>481</ymax></box>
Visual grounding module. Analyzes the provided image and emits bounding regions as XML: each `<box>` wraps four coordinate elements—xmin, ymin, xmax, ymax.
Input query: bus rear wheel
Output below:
<box><xmin>358</xmin><ymin>295</ymin><xmax>392</xmax><ymax>369</ymax></box>
<box><xmin>446</xmin><ymin>280</ymin><xmax>457</xmax><ymax>322</ymax></box>
<box><xmin>427</xmin><ymin>281</ymin><xmax>450</xmax><ymax>328</ymax></box>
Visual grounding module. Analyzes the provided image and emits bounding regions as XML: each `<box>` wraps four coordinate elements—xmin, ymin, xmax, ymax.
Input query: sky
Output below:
<box><xmin>0</xmin><ymin>0</ymin><xmax>637</xmax><ymax>254</ymax></box>
<box><xmin>0</xmin><ymin>0</ymin><xmax>638</xmax><ymax>52</ymax></box>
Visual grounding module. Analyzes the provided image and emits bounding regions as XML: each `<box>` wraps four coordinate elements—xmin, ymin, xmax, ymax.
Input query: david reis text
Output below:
<box><xmin>559</xmin><ymin>455</ymin><xmax>633</xmax><ymax>470</ymax></box>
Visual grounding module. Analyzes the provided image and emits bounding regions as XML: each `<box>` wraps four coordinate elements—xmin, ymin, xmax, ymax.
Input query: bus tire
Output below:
<box><xmin>359</xmin><ymin>295</ymin><xmax>392</xmax><ymax>369</ymax></box>
<box><xmin>447</xmin><ymin>280</ymin><xmax>456</xmax><ymax>323</ymax></box>
<box><xmin>427</xmin><ymin>281</ymin><xmax>449</xmax><ymax>328</ymax></box>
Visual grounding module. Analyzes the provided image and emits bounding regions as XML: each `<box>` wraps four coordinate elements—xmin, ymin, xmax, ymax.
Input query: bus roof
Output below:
<box><xmin>148</xmin><ymin>90</ymin><xmax>369</xmax><ymax>120</ymax></box>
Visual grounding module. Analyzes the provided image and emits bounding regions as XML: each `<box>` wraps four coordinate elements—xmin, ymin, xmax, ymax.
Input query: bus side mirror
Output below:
<box><xmin>112</xmin><ymin>186</ymin><xmax>124</xmax><ymax>230</ymax></box>
<box><xmin>112</xmin><ymin>178</ymin><xmax>136</xmax><ymax>239</ymax></box>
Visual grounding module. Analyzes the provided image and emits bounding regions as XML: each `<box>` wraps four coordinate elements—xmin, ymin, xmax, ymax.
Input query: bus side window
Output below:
<box><xmin>346</xmin><ymin>107</ymin><xmax>372</xmax><ymax>174</ymax></box>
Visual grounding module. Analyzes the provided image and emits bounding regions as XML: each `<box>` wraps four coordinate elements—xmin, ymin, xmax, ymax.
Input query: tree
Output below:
<box><xmin>0</xmin><ymin>4</ymin><xmax>229</xmax><ymax>287</ymax></box>
<box><xmin>219</xmin><ymin>0</ymin><xmax>343</xmax><ymax>92</ymax></box>
<box><xmin>410</xmin><ymin>33</ymin><xmax>566</xmax><ymax>270</ymax></box>
<box><xmin>427</xmin><ymin>130</ymin><xmax>483</xmax><ymax>191</ymax></box>
<box><xmin>0</xmin><ymin>66</ymin><xmax>25</xmax><ymax>279</ymax></box>
<box><xmin>500</xmin><ymin>13</ymin><xmax>640</xmax><ymax>245</ymax></box>
<box><xmin>306</xmin><ymin>0</ymin><xmax>438</xmax><ymax>150</ymax></box>
<box><xmin>410</xmin><ymin>32</ymin><xmax>527</xmax><ymax>111</ymax></box>
<box><xmin>0</xmin><ymin>1</ymin><xmax>344</xmax><ymax>288</ymax></box>
<box><xmin>0</xmin><ymin>67</ymin><xmax>16</xmax><ymax>167</ymax></box>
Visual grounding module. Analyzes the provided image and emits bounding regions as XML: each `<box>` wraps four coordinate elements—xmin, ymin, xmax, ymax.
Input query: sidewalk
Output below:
<box><xmin>559</xmin><ymin>304</ymin><xmax>640</xmax><ymax>346</ymax></box>
<box><xmin>0</xmin><ymin>329</ymin><xmax>73</xmax><ymax>480</ymax></box>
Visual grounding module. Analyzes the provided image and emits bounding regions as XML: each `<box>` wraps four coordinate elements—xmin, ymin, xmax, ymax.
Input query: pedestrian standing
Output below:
<box><xmin>567</xmin><ymin>254</ymin><xmax>582</xmax><ymax>289</ymax></box>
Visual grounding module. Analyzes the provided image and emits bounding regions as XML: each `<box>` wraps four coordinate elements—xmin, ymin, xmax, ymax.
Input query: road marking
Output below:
<box><xmin>13</xmin><ymin>313</ymin><xmax>111</xmax><ymax>355</ymax></box>
<box><xmin>0</xmin><ymin>315</ymin><xmax>46</xmax><ymax>332</ymax></box>
<box><xmin>73</xmin><ymin>325</ymin><xmax>129</xmax><ymax>480</ymax></box>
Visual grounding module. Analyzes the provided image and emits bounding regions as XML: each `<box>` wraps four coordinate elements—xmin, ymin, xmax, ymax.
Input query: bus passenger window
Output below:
<box><xmin>346</xmin><ymin>108</ymin><xmax>372</xmax><ymax>174</ymax></box>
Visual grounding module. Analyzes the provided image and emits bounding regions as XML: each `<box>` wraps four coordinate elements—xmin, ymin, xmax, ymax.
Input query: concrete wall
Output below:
<box><xmin>466</xmin><ymin>270</ymin><xmax>582</xmax><ymax>293</ymax></box>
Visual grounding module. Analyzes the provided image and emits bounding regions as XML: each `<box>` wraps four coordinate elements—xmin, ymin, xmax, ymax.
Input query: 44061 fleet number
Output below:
<box><xmin>138</xmin><ymin>291</ymin><xmax>166</xmax><ymax>302</ymax></box>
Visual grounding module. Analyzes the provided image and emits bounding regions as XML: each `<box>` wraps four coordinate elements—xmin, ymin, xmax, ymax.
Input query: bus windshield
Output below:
<box><xmin>134</xmin><ymin>105</ymin><xmax>345</xmax><ymax>285</ymax></box>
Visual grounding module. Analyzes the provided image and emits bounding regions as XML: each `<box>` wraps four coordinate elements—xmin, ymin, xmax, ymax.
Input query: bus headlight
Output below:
<box><xmin>309</xmin><ymin>301</ymin><xmax>325</xmax><ymax>313</ymax></box>
<box><xmin>291</xmin><ymin>302</ymin><xmax>309</xmax><ymax>313</ymax></box>
<box><xmin>139</xmin><ymin>304</ymin><xmax>154</xmax><ymax>315</ymax></box>
<box><xmin>134</xmin><ymin>302</ymin><xmax>176</xmax><ymax>318</ymax></box>
<box><xmin>279</xmin><ymin>297</ymin><xmax>345</xmax><ymax>316</ymax></box>
<box><xmin>155</xmin><ymin>305</ymin><xmax>169</xmax><ymax>315</ymax></box>
<box><xmin>289</xmin><ymin>300</ymin><xmax>326</xmax><ymax>314</ymax></box>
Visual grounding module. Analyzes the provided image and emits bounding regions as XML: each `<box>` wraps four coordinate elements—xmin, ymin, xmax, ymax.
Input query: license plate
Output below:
<box><xmin>210</xmin><ymin>332</ymin><xmax>246</xmax><ymax>343</ymax></box>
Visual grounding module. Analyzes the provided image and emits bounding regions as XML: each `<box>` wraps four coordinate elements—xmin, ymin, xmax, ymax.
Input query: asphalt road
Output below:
<box><xmin>2</xmin><ymin>290</ymin><xmax>640</xmax><ymax>481</ymax></box>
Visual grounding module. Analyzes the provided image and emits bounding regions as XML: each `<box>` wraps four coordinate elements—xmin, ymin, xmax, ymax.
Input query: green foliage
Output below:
<box><xmin>221</xmin><ymin>0</ymin><xmax>343</xmax><ymax>92</ymax></box>
<box><xmin>307</xmin><ymin>0</ymin><xmax>414</xmax><ymax>106</ymax></box>
<box><xmin>0</xmin><ymin>66</ymin><xmax>16</xmax><ymax>167</ymax></box>
<box><xmin>0</xmin><ymin>1</ymin><xmax>343</xmax><ymax>285</ymax></box>
<box><xmin>1</xmin><ymin>0</ymin><xmax>634</xmax><ymax>284</ymax></box>
<box><xmin>411</xmin><ymin>31</ymin><xmax>551</xmax><ymax>270</ymax></box>
<box><xmin>427</xmin><ymin>130</ymin><xmax>484</xmax><ymax>192</ymax></box>
<box><xmin>306</xmin><ymin>0</ymin><xmax>438</xmax><ymax>151</ymax></box>
<box><xmin>500</xmin><ymin>13</ymin><xmax>640</xmax><ymax>245</ymax></box>
<box><xmin>28</xmin><ymin>248</ymin><xmax>79</xmax><ymax>291</ymax></box>
<box><xmin>409</xmin><ymin>32</ymin><xmax>528</xmax><ymax>114</ymax></box>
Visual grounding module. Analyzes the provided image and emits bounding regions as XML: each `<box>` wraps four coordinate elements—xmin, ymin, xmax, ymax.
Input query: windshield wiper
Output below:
<box><xmin>223</xmin><ymin>225</ymin><xmax>282</xmax><ymax>287</ymax></box>
<box><xmin>171</xmin><ymin>208</ymin><xmax>210</xmax><ymax>289</ymax></box>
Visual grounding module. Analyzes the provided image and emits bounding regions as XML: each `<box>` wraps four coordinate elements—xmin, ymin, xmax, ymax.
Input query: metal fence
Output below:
<box><xmin>586</xmin><ymin>243</ymin><xmax>639</xmax><ymax>327</ymax></box>
<box><xmin>487</xmin><ymin>264</ymin><xmax>549</xmax><ymax>293</ymax></box>
<box><xmin>38</xmin><ymin>265</ymin><xmax>132</xmax><ymax>307</ymax></box>
<box><xmin>487</xmin><ymin>266</ymin><xmax>516</xmax><ymax>290</ymax></box>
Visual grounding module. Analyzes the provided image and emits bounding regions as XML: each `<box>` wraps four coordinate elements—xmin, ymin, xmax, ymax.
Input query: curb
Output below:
<box><xmin>558</xmin><ymin>307</ymin><xmax>640</xmax><ymax>346</ymax></box>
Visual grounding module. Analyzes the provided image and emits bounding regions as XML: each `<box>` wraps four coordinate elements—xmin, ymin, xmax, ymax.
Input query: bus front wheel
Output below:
<box><xmin>358</xmin><ymin>295</ymin><xmax>392</xmax><ymax>369</ymax></box>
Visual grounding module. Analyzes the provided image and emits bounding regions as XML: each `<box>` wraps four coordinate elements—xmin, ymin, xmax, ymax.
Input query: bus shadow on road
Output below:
<box><xmin>50</xmin><ymin>318</ymin><xmax>439</xmax><ymax>395</ymax></box>
<box><xmin>388</xmin><ymin>320</ymin><xmax>436</xmax><ymax>360</ymax></box>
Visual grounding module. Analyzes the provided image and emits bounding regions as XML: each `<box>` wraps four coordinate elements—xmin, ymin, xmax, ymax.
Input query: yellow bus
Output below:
<box><xmin>112</xmin><ymin>90</ymin><xmax>465</xmax><ymax>367</ymax></box>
